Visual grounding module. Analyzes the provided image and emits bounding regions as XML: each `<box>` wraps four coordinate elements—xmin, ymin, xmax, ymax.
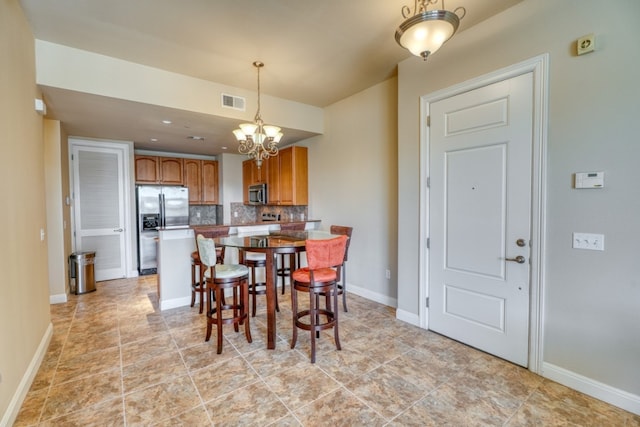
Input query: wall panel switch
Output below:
<box><xmin>573</xmin><ymin>233</ymin><xmax>604</xmax><ymax>251</ymax></box>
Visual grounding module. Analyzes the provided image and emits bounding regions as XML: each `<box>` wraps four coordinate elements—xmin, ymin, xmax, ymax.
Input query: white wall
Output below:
<box><xmin>218</xmin><ymin>152</ymin><xmax>245</xmax><ymax>224</ymax></box>
<box><xmin>305</xmin><ymin>78</ymin><xmax>398</xmax><ymax>305</ymax></box>
<box><xmin>397</xmin><ymin>0</ymin><xmax>640</xmax><ymax>411</ymax></box>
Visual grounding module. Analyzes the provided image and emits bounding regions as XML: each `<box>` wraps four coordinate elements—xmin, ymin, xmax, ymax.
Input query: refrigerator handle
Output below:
<box><xmin>159</xmin><ymin>193</ymin><xmax>165</xmax><ymax>227</ymax></box>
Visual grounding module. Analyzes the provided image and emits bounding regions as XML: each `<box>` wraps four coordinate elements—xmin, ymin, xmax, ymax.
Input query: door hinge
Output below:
<box><xmin>426</xmin><ymin>237</ymin><xmax>430</xmax><ymax>248</ymax></box>
<box><xmin>71</xmin><ymin>154</ymin><xmax>74</xmax><ymax>161</ymax></box>
<box><xmin>426</xmin><ymin>115</ymin><xmax>430</xmax><ymax>127</ymax></box>
<box><xmin>426</xmin><ymin>297</ymin><xmax>430</xmax><ymax>308</ymax></box>
<box><xmin>426</xmin><ymin>177</ymin><xmax>430</xmax><ymax>188</ymax></box>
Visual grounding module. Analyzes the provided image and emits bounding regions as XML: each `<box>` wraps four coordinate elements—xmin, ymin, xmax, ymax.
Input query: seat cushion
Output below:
<box><xmin>204</xmin><ymin>263</ymin><xmax>249</xmax><ymax>279</ymax></box>
<box><xmin>245</xmin><ymin>251</ymin><xmax>266</xmax><ymax>261</ymax></box>
<box><xmin>292</xmin><ymin>267</ymin><xmax>337</xmax><ymax>283</ymax></box>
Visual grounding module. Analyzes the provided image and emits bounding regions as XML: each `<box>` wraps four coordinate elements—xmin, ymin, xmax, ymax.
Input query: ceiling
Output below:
<box><xmin>20</xmin><ymin>0</ymin><xmax>522</xmax><ymax>156</ymax></box>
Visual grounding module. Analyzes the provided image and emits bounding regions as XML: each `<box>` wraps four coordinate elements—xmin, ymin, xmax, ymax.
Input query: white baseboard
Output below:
<box><xmin>49</xmin><ymin>293</ymin><xmax>68</xmax><ymax>304</ymax></box>
<box><xmin>395</xmin><ymin>308</ymin><xmax>420</xmax><ymax>326</ymax></box>
<box><xmin>159</xmin><ymin>296</ymin><xmax>192</xmax><ymax>311</ymax></box>
<box><xmin>1</xmin><ymin>323</ymin><xmax>53</xmax><ymax>426</ymax></box>
<box><xmin>542</xmin><ymin>362</ymin><xmax>640</xmax><ymax>415</ymax></box>
<box><xmin>347</xmin><ymin>282</ymin><xmax>397</xmax><ymax>308</ymax></box>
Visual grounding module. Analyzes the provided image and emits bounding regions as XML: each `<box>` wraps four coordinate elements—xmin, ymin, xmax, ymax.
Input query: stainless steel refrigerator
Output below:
<box><xmin>136</xmin><ymin>185</ymin><xmax>189</xmax><ymax>275</ymax></box>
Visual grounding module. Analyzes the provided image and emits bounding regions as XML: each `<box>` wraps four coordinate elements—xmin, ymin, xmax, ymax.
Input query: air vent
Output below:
<box><xmin>221</xmin><ymin>93</ymin><xmax>245</xmax><ymax>111</ymax></box>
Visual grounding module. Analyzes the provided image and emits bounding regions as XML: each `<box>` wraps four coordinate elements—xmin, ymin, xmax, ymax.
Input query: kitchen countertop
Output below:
<box><xmin>156</xmin><ymin>220</ymin><xmax>320</xmax><ymax>232</ymax></box>
<box><xmin>190</xmin><ymin>219</ymin><xmax>320</xmax><ymax>230</ymax></box>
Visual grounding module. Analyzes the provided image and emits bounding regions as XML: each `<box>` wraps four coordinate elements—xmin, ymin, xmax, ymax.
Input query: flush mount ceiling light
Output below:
<box><xmin>395</xmin><ymin>0</ymin><xmax>466</xmax><ymax>60</ymax></box>
<box><xmin>232</xmin><ymin>61</ymin><xmax>283</xmax><ymax>168</ymax></box>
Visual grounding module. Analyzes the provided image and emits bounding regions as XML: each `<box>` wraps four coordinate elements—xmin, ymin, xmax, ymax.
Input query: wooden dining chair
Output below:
<box><xmin>277</xmin><ymin>222</ymin><xmax>306</xmax><ymax>294</ymax></box>
<box><xmin>290</xmin><ymin>235</ymin><xmax>348</xmax><ymax>363</ymax></box>
<box><xmin>329</xmin><ymin>225</ymin><xmax>353</xmax><ymax>312</ymax></box>
<box><xmin>191</xmin><ymin>226</ymin><xmax>230</xmax><ymax>314</ymax></box>
<box><xmin>241</xmin><ymin>249</ymin><xmax>279</xmax><ymax>317</ymax></box>
<box><xmin>197</xmin><ymin>234</ymin><xmax>251</xmax><ymax>354</ymax></box>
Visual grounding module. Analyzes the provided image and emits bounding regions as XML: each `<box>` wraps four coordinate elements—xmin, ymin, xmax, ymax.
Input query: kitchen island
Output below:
<box><xmin>156</xmin><ymin>220</ymin><xmax>319</xmax><ymax>311</ymax></box>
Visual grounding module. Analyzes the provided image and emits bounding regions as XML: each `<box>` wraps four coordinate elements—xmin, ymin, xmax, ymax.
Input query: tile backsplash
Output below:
<box><xmin>230</xmin><ymin>203</ymin><xmax>307</xmax><ymax>225</ymax></box>
<box><xmin>189</xmin><ymin>205</ymin><xmax>222</xmax><ymax>225</ymax></box>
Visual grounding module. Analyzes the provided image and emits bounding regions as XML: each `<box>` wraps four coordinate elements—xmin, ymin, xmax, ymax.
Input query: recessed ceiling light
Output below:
<box><xmin>162</xmin><ymin>120</ymin><xmax>172</xmax><ymax>124</ymax></box>
<box><xmin>150</xmin><ymin>138</ymin><xmax>158</xmax><ymax>142</ymax></box>
<box><xmin>187</xmin><ymin>136</ymin><xmax>205</xmax><ymax>141</ymax></box>
<box><xmin>221</xmin><ymin>146</ymin><xmax>228</xmax><ymax>150</ymax></box>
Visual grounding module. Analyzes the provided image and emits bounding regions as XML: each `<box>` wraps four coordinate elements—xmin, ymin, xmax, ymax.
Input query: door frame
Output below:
<box><xmin>68</xmin><ymin>137</ymin><xmax>137</xmax><ymax>279</ymax></box>
<box><xmin>418</xmin><ymin>54</ymin><xmax>549</xmax><ymax>373</ymax></box>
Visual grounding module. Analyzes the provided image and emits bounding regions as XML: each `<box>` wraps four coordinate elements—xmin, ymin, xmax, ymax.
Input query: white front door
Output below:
<box><xmin>429</xmin><ymin>72</ymin><xmax>533</xmax><ymax>367</ymax></box>
<box><xmin>71</xmin><ymin>144</ymin><xmax>127</xmax><ymax>281</ymax></box>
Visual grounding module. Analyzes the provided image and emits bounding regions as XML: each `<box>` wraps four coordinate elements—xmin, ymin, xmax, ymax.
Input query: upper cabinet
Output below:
<box><xmin>134</xmin><ymin>155</ymin><xmax>160</xmax><ymax>183</ymax></box>
<box><xmin>183</xmin><ymin>158</ymin><xmax>219</xmax><ymax>204</ymax></box>
<box><xmin>242</xmin><ymin>158</ymin><xmax>269</xmax><ymax>204</ymax></box>
<box><xmin>159</xmin><ymin>157</ymin><xmax>184</xmax><ymax>185</ymax></box>
<box><xmin>134</xmin><ymin>155</ymin><xmax>183</xmax><ymax>185</ymax></box>
<box><xmin>242</xmin><ymin>147</ymin><xmax>308</xmax><ymax>205</ymax></box>
<box><xmin>275</xmin><ymin>146</ymin><xmax>308</xmax><ymax>206</ymax></box>
<box><xmin>183</xmin><ymin>159</ymin><xmax>202</xmax><ymax>203</ymax></box>
<box><xmin>201</xmin><ymin>160</ymin><xmax>219</xmax><ymax>204</ymax></box>
<box><xmin>136</xmin><ymin>155</ymin><xmax>218</xmax><ymax>204</ymax></box>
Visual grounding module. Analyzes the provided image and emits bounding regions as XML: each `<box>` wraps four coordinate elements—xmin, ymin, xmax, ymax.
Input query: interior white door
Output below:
<box><xmin>429</xmin><ymin>72</ymin><xmax>533</xmax><ymax>367</ymax></box>
<box><xmin>72</xmin><ymin>145</ymin><xmax>127</xmax><ymax>281</ymax></box>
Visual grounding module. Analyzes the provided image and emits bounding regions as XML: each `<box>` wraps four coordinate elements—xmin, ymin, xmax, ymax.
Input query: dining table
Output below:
<box><xmin>213</xmin><ymin>229</ymin><xmax>338</xmax><ymax>350</ymax></box>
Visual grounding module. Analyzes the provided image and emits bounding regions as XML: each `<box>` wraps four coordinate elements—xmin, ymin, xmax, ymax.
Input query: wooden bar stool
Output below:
<box><xmin>329</xmin><ymin>225</ymin><xmax>353</xmax><ymax>312</ymax></box>
<box><xmin>197</xmin><ymin>234</ymin><xmax>251</xmax><ymax>354</ymax></box>
<box><xmin>277</xmin><ymin>222</ymin><xmax>306</xmax><ymax>294</ymax></box>
<box><xmin>241</xmin><ymin>250</ymin><xmax>279</xmax><ymax>317</ymax></box>
<box><xmin>191</xmin><ymin>227</ymin><xmax>229</xmax><ymax>313</ymax></box>
<box><xmin>291</xmin><ymin>235</ymin><xmax>348</xmax><ymax>363</ymax></box>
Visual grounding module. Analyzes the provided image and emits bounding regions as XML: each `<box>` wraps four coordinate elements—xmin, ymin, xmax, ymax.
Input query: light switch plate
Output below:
<box><xmin>573</xmin><ymin>232</ymin><xmax>604</xmax><ymax>251</ymax></box>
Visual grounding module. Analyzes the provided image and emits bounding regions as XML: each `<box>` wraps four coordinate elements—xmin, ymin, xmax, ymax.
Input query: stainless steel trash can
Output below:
<box><xmin>69</xmin><ymin>251</ymin><xmax>96</xmax><ymax>294</ymax></box>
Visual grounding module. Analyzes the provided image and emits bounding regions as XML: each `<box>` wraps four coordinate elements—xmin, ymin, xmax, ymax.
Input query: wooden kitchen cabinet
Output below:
<box><xmin>135</xmin><ymin>155</ymin><xmax>184</xmax><ymax>185</ymax></box>
<box><xmin>183</xmin><ymin>159</ymin><xmax>219</xmax><ymax>204</ymax></box>
<box><xmin>159</xmin><ymin>157</ymin><xmax>184</xmax><ymax>184</ymax></box>
<box><xmin>201</xmin><ymin>160</ymin><xmax>219</xmax><ymax>204</ymax></box>
<box><xmin>183</xmin><ymin>159</ymin><xmax>202</xmax><ymax>203</ymax></box>
<box><xmin>267</xmin><ymin>146</ymin><xmax>308</xmax><ymax>206</ymax></box>
<box><xmin>242</xmin><ymin>158</ymin><xmax>269</xmax><ymax>203</ymax></box>
<box><xmin>134</xmin><ymin>155</ymin><xmax>160</xmax><ymax>183</ymax></box>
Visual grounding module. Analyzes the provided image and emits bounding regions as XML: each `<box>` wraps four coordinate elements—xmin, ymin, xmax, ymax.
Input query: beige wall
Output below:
<box><xmin>305</xmin><ymin>78</ymin><xmax>398</xmax><ymax>304</ymax></box>
<box><xmin>0</xmin><ymin>0</ymin><xmax>52</xmax><ymax>422</ymax></box>
<box><xmin>397</xmin><ymin>0</ymin><xmax>640</xmax><ymax>406</ymax></box>
<box><xmin>45</xmin><ymin>119</ymin><xmax>71</xmax><ymax>300</ymax></box>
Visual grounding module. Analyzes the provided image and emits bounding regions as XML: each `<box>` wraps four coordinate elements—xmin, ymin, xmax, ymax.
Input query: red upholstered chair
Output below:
<box><xmin>197</xmin><ymin>234</ymin><xmax>251</xmax><ymax>354</ymax></box>
<box><xmin>329</xmin><ymin>225</ymin><xmax>353</xmax><ymax>312</ymax></box>
<box><xmin>290</xmin><ymin>235</ymin><xmax>348</xmax><ymax>363</ymax></box>
<box><xmin>277</xmin><ymin>222</ymin><xmax>306</xmax><ymax>294</ymax></box>
<box><xmin>191</xmin><ymin>226</ymin><xmax>229</xmax><ymax>313</ymax></box>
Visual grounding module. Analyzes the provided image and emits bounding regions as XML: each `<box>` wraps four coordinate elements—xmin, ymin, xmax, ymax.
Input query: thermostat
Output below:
<box><xmin>574</xmin><ymin>172</ymin><xmax>604</xmax><ymax>189</ymax></box>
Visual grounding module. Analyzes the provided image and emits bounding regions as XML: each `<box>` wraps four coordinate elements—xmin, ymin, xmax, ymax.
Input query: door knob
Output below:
<box><xmin>516</xmin><ymin>239</ymin><xmax>526</xmax><ymax>247</ymax></box>
<box><xmin>113</xmin><ymin>228</ymin><xmax>123</xmax><ymax>232</ymax></box>
<box><xmin>506</xmin><ymin>255</ymin><xmax>525</xmax><ymax>264</ymax></box>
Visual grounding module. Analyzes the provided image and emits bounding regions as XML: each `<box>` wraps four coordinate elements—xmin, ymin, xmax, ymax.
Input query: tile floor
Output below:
<box><xmin>14</xmin><ymin>275</ymin><xmax>640</xmax><ymax>426</ymax></box>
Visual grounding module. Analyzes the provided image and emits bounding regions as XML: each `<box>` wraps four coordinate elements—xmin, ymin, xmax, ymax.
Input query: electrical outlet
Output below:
<box><xmin>573</xmin><ymin>233</ymin><xmax>604</xmax><ymax>251</ymax></box>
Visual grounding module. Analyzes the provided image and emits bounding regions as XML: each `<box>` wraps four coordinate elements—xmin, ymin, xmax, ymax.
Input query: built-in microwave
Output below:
<box><xmin>248</xmin><ymin>183</ymin><xmax>267</xmax><ymax>205</ymax></box>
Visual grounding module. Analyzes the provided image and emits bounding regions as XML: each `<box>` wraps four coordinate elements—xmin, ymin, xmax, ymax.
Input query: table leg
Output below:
<box><xmin>265</xmin><ymin>249</ymin><xmax>276</xmax><ymax>349</ymax></box>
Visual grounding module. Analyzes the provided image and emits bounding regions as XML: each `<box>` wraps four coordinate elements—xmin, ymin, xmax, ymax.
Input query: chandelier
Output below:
<box><xmin>233</xmin><ymin>61</ymin><xmax>283</xmax><ymax>168</ymax></box>
<box><xmin>395</xmin><ymin>0</ymin><xmax>466</xmax><ymax>60</ymax></box>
